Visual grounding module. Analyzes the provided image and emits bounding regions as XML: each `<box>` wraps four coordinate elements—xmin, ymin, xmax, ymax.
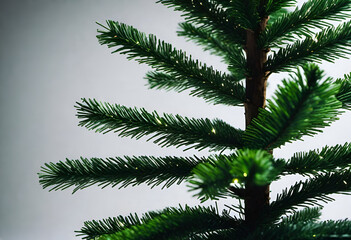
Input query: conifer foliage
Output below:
<box><xmin>39</xmin><ymin>0</ymin><xmax>351</xmax><ymax>239</ymax></box>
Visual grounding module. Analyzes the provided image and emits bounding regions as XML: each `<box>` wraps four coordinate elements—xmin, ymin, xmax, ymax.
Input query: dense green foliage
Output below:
<box><xmin>39</xmin><ymin>0</ymin><xmax>351</xmax><ymax>239</ymax></box>
<box><xmin>244</xmin><ymin>65</ymin><xmax>342</xmax><ymax>149</ymax></box>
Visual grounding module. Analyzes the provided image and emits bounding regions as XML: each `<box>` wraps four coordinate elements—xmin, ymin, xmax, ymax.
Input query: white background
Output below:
<box><xmin>1</xmin><ymin>0</ymin><xmax>351</xmax><ymax>239</ymax></box>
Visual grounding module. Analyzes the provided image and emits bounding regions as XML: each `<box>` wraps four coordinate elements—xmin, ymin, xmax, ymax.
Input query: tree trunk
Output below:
<box><xmin>244</xmin><ymin>15</ymin><xmax>270</xmax><ymax>228</ymax></box>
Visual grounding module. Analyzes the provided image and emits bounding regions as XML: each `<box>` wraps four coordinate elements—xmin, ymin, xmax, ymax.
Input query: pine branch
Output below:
<box><xmin>336</xmin><ymin>73</ymin><xmax>351</xmax><ymax>110</ymax></box>
<box><xmin>266</xmin><ymin>170</ymin><xmax>351</xmax><ymax>223</ymax></box>
<box><xmin>157</xmin><ymin>0</ymin><xmax>245</xmax><ymax>44</ymax></box>
<box><xmin>264</xmin><ymin>0</ymin><xmax>297</xmax><ymax>16</ymax></box>
<box><xmin>280</xmin><ymin>207</ymin><xmax>322</xmax><ymax>224</ymax></box>
<box><xmin>76</xmin><ymin>98</ymin><xmax>244</xmax><ymax>151</ymax></box>
<box><xmin>266</xmin><ymin>21</ymin><xmax>351</xmax><ymax>74</ymax></box>
<box><xmin>214</xmin><ymin>0</ymin><xmax>260</xmax><ymax>30</ymax></box>
<box><xmin>188</xmin><ymin>149</ymin><xmax>277</xmax><ymax>202</ymax></box>
<box><xmin>189</xmin><ymin>228</ymin><xmax>243</xmax><ymax>240</ymax></box>
<box><xmin>145</xmin><ymin>70</ymin><xmax>245</xmax><ymax>106</ymax></box>
<box><xmin>188</xmin><ymin>154</ymin><xmax>236</xmax><ymax>202</ymax></box>
<box><xmin>78</xmin><ymin>206</ymin><xmax>222</xmax><ymax>239</ymax></box>
<box><xmin>78</xmin><ymin>211</ymin><xmax>157</xmax><ymax>240</ymax></box>
<box><xmin>97</xmin><ymin>21</ymin><xmax>246</xmax><ymax>106</ymax></box>
<box><xmin>177</xmin><ymin>22</ymin><xmax>246</xmax><ymax>77</ymax></box>
<box><xmin>39</xmin><ymin>155</ymin><xmax>209</xmax><ymax>193</ymax></box>
<box><xmin>260</xmin><ymin>0</ymin><xmax>351</xmax><ymax>48</ymax></box>
<box><xmin>85</xmin><ymin>205</ymin><xmax>239</xmax><ymax>240</ymax></box>
<box><xmin>246</xmin><ymin>220</ymin><xmax>351</xmax><ymax>240</ymax></box>
<box><xmin>243</xmin><ymin>64</ymin><xmax>342</xmax><ymax>150</ymax></box>
<box><xmin>282</xmin><ymin>143</ymin><xmax>351</xmax><ymax>176</ymax></box>
<box><xmin>267</xmin><ymin>7</ymin><xmax>289</xmax><ymax>26</ymax></box>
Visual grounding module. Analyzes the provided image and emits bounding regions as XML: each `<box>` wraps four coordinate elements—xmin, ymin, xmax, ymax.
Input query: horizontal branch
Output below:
<box><xmin>157</xmin><ymin>0</ymin><xmax>245</xmax><ymax>44</ymax></box>
<box><xmin>280</xmin><ymin>207</ymin><xmax>322</xmax><ymax>225</ymax></box>
<box><xmin>266</xmin><ymin>21</ymin><xmax>351</xmax><ymax>74</ymax></box>
<box><xmin>76</xmin><ymin>98</ymin><xmax>244</xmax><ymax>151</ymax></box>
<box><xmin>247</xmin><ymin>220</ymin><xmax>351</xmax><ymax>240</ymax></box>
<box><xmin>283</xmin><ymin>142</ymin><xmax>351</xmax><ymax>176</ymax></box>
<box><xmin>260</xmin><ymin>0</ymin><xmax>351</xmax><ymax>48</ymax></box>
<box><xmin>145</xmin><ymin>71</ymin><xmax>245</xmax><ymax>106</ymax></box>
<box><xmin>84</xmin><ymin>205</ymin><xmax>239</xmax><ymax>240</ymax></box>
<box><xmin>266</xmin><ymin>170</ymin><xmax>351</xmax><ymax>223</ymax></box>
<box><xmin>78</xmin><ymin>211</ymin><xmax>155</xmax><ymax>239</ymax></box>
<box><xmin>39</xmin><ymin>155</ymin><xmax>209</xmax><ymax>193</ymax></box>
<box><xmin>188</xmin><ymin>229</ymin><xmax>241</xmax><ymax>240</ymax></box>
<box><xmin>97</xmin><ymin>21</ymin><xmax>245</xmax><ymax>106</ymax></box>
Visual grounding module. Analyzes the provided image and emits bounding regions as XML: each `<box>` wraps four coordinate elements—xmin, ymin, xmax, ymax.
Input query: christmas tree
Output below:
<box><xmin>39</xmin><ymin>0</ymin><xmax>351</xmax><ymax>239</ymax></box>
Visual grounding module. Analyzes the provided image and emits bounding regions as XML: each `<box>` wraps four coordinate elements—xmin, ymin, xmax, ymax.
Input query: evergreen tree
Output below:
<box><xmin>39</xmin><ymin>0</ymin><xmax>351</xmax><ymax>239</ymax></box>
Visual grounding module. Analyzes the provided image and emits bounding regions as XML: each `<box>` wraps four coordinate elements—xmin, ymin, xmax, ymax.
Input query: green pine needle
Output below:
<box><xmin>188</xmin><ymin>154</ymin><xmax>238</xmax><ymax>202</ymax></box>
<box><xmin>336</xmin><ymin>73</ymin><xmax>351</xmax><ymax>109</ymax></box>
<box><xmin>145</xmin><ymin>71</ymin><xmax>245</xmax><ymax>106</ymax></box>
<box><xmin>267</xmin><ymin>8</ymin><xmax>290</xmax><ymax>26</ymax></box>
<box><xmin>177</xmin><ymin>22</ymin><xmax>246</xmax><ymax>77</ymax></box>
<box><xmin>157</xmin><ymin>0</ymin><xmax>245</xmax><ymax>44</ymax></box>
<box><xmin>267</xmin><ymin>170</ymin><xmax>351</xmax><ymax>222</ymax></box>
<box><xmin>76</xmin><ymin>98</ymin><xmax>244</xmax><ymax>151</ymax></box>
<box><xmin>283</xmin><ymin>142</ymin><xmax>351</xmax><ymax>176</ymax></box>
<box><xmin>188</xmin><ymin>228</ymin><xmax>243</xmax><ymax>240</ymax></box>
<box><xmin>97</xmin><ymin>20</ymin><xmax>245</xmax><ymax>106</ymax></box>
<box><xmin>265</xmin><ymin>0</ymin><xmax>297</xmax><ymax>16</ymax></box>
<box><xmin>280</xmin><ymin>207</ymin><xmax>322</xmax><ymax>224</ymax></box>
<box><xmin>215</xmin><ymin>0</ymin><xmax>261</xmax><ymax>30</ymax></box>
<box><xmin>77</xmin><ymin>211</ymin><xmax>156</xmax><ymax>240</ymax></box>
<box><xmin>188</xmin><ymin>149</ymin><xmax>277</xmax><ymax>202</ymax></box>
<box><xmin>89</xmin><ymin>205</ymin><xmax>239</xmax><ymax>240</ymax></box>
<box><xmin>38</xmin><ymin>155</ymin><xmax>210</xmax><ymax>193</ymax></box>
<box><xmin>260</xmin><ymin>0</ymin><xmax>351</xmax><ymax>48</ymax></box>
<box><xmin>266</xmin><ymin>21</ymin><xmax>351</xmax><ymax>74</ymax></box>
<box><xmin>243</xmin><ymin>64</ymin><xmax>342</xmax><ymax>150</ymax></box>
<box><xmin>246</xmin><ymin>220</ymin><xmax>351</xmax><ymax>240</ymax></box>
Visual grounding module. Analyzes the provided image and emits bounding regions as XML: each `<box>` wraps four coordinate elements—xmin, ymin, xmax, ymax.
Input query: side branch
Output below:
<box><xmin>76</xmin><ymin>98</ymin><xmax>244</xmax><ymax>151</ymax></box>
<box><xmin>336</xmin><ymin>73</ymin><xmax>351</xmax><ymax>109</ymax></box>
<box><xmin>90</xmin><ymin>206</ymin><xmax>240</xmax><ymax>240</ymax></box>
<box><xmin>39</xmin><ymin>155</ymin><xmax>209</xmax><ymax>193</ymax></box>
<box><xmin>266</xmin><ymin>21</ymin><xmax>351</xmax><ymax>74</ymax></box>
<box><xmin>157</xmin><ymin>0</ymin><xmax>245</xmax><ymax>44</ymax></box>
<box><xmin>266</xmin><ymin>170</ymin><xmax>351</xmax><ymax>223</ymax></box>
<box><xmin>97</xmin><ymin>21</ymin><xmax>246</xmax><ymax>106</ymax></box>
<box><xmin>283</xmin><ymin>143</ymin><xmax>351</xmax><ymax>176</ymax></box>
<box><xmin>260</xmin><ymin>0</ymin><xmax>351</xmax><ymax>48</ymax></box>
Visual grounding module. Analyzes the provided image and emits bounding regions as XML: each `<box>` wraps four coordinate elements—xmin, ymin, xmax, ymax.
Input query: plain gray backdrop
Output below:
<box><xmin>1</xmin><ymin>0</ymin><xmax>351</xmax><ymax>239</ymax></box>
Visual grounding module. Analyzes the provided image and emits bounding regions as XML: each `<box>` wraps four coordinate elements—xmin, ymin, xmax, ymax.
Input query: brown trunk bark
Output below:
<box><xmin>243</xmin><ymin>15</ymin><xmax>270</xmax><ymax>228</ymax></box>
